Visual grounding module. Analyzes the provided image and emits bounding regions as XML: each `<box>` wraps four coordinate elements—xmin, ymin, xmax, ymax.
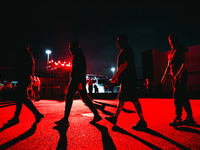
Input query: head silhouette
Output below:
<box><xmin>68</xmin><ymin>41</ymin><xmax>80</xmax><ymax>55</ymax></box>
<box><xmin>116</xmin><ymin>35</ymin><xmax>128</xmax><ymax>49</ymax></box>
<box><xmin>168</xmin><ymin>34</ymin><xmax>179</xmax><ymax>49</ymax></box>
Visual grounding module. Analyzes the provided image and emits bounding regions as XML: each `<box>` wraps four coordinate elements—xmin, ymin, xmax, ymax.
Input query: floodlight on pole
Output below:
<box><xmin>111</xmin><ymin>67</ymin><xmax>116</xmax><ymax>75</ymax></box>
<box><xmin>45</xmin><ymin>49</ymin><xmax>52</xmax><ymax>64</ymax></box>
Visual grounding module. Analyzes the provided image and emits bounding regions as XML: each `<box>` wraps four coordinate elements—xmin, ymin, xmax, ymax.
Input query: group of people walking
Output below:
<box><xmin>7</xmin><ymin>34</ymin><xmax>195</xmax><ymax>129</ymax></box>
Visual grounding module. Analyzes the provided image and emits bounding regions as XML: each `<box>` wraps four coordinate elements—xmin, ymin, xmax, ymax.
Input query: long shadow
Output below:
<box><xmin>0</xmin><ymin>122</ymin><xmax>38</xmax><ymax>149</ymax></box>
<box><xmin>0</xmin><ymin>121</ymin><xmax>19</xmax><ymax>132</ymax></box>
<box><xmin>132</xmin><ymin>127</ymin><xmax>190</xmax><ymax>150</ymax></box>
<box><xmin>91</xmin><ymin>123</ymin><xmax>117</xmax><ymax>150</ymax></box>
<box><xmin>94</xmin><ymin>101</ymin><xmax>136</xmax><ymax>114</ymax></box>
<box><xmin>112</xmin><ymin>126</ymin><xmax>162</xmax><ymax>150</ymax></box>
<box><xmin>94</xmin><ymin>103</ymin><xmax>114</xmax><ymax>116</ymax></box>
<box><xmin>53</xmin><ymin>124</ymin><xmax>69</xmax><ymax>150</ymax></box>
<box><xmin>0</xmin><ymin>101</ymin><xmax>16</xmax><ymax>108</ymax></box>
<box><xmin>182</xmin><ymin>123</ymin><xmax>200</xmax><ymax>128</ymax></box>
<box><xmin>175</xmin><ymin>126</ymin><xmax>200</xmax><ymax>134</ymax></box>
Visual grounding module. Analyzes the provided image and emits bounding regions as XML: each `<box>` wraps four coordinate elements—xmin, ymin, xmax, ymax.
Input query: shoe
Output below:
<box><xmin>169</xmin><ymin>118</ymin><xmax>182</xmax><ymax>127</ymax></box>
<box><xmin>182</xmin><ymin>117</ymin><xmax>195</xmax><ymax>126</ymax></box>
<box><xmin>7</xmin><ymin>117</ymin><xmax>19</xmax><ymax>124</ymax></box>
<box><xmin>90</xmin><ymin>115</ymin><xmax>102</xmax><ymax>124</ymax></box>
<box><xmin>105</xmin><ymin>116</ymin><xmax>117</xmax><ymax>125</ymax></box>
<box><xmin>35</xmin><ymin>113</ymin><xmax>44</xmax><ymax>123</ymax></box>
<box><xmin>132</xmin><ymin>120</ymin><xmax>147</xmax><ymax>130</ymax></box>
<box><xmin>55</xmin><ymin>118</ymin><xmax>69</xmax><ymax>125</ymax></box>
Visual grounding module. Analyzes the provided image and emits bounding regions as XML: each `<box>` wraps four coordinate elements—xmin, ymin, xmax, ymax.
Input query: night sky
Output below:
<box><xmin>1</xmin><ymin>3</ymin><xmax>200</xmax><ymax>78</ymax></box>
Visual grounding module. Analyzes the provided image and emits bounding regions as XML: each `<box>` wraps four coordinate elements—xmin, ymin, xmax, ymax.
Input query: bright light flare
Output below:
<box><xmin>45</xmin><ymin>50</ymin><xmax>52</xmax><ymax>55</ymax></box>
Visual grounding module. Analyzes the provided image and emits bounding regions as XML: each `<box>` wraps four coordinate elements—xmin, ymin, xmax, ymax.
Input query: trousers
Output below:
<box><xmin>172</xmin><ymin>71</ymin><xmax>192</xmax><ymax>118</ymax></box>
<box><xmin>64</xmin><ymin>80</ymin><xmax>98</xmax><ymax>118</ymax></box>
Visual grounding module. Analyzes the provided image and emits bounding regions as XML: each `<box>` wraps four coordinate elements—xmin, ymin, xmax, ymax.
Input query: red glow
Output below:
<box><xmin>47</xmin><ymin>59</ymin><xmax>72</xmax><ymax>71</ymax></box>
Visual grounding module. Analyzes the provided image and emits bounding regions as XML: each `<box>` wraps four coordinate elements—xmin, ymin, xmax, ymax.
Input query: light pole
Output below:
<box><xmin>111</xmin><ymin>67</ymin><xmax>116</xmax><ymax>76</ymax></box>
<box><xmin>45</xmin><ymin>49</ymin><xmax>52</xmax><ymax>64</ymax></box>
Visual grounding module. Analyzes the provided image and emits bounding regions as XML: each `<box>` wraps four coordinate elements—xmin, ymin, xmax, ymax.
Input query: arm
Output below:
<box><xmin>174</xmin><ymin>52</ymin><xmax>189</xmax><ymax>80</ymax></box>
<box><xmin>161</xmin><ymin>60</ymin><xmax>170</xmax><ymax>83</ymax></box>
<box><xmin>110</xmin><ymin>60</ymin><xmax>128</xmax><ymax>83</ymax></box>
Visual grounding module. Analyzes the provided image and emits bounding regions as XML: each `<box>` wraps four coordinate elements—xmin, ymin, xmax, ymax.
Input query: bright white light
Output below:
<box><xmin>111</xmin><ymin>67</ymin><xmax>116</xmax><ymax>72</ymax></box>
<box><xmin>45</xmin><ymin>50</ymin><xmax>52</xmax><ymax>55</ymax></box>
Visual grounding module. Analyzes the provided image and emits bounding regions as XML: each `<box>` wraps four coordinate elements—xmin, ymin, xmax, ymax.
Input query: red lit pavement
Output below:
<box><xmin>0</xmin><ymin>98</ymin><xmax>200</xmax><ymax>150</ymax></box>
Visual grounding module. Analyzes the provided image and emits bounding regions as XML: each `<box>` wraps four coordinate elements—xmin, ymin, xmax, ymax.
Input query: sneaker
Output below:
<box><xmin>35</xmin><ymin>113</ymin><xmax>44</xmax><ymax>123</ymax></box>
<box><xmin>169</xmin><ymin>118</ymin><xmax>182</xmax><ymax>127</ymax></box>
<box><xmin>182</xmin><ymin>117</ymin><xmax>195</xmax><ymax>126</ymax></box>
<box><xmin>90</xmin><ymin>115</ymin><xmax>102</xmax><ymax>124</ymax></box>
<box><xmin>132</xmin><ymin>120</ymin><xmax>147</xmax><ymax>129</ymax></box>
<box><xmin>7</xmin><ymin>117</ymin><xmax>19</xmax><ymax>124</ymax></box>
<box><xmin>55</xmin><ymin>118</ymin><xmax>69</xmax><ymax>125</ymax></box>
<box><xmin>105</xmin><ymin>116</ymin><xmax>117</xmax><ymax>125</ymax></box>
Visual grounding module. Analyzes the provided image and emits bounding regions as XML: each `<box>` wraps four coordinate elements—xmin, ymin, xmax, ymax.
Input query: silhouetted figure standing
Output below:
<box><xmin>94</xmin><ymin>84</ymin><xmax>99</xmax><ymax>93</ymax></box>
<box><xmin>88</xmin><ymin>77</ymin><xmax>93</xmax><ymax>93</ymax></box>
<box><xmin>32</xmin><ymin>75</ymin><xmax>41</xmax><ymax>101</ymax></box>
<box><xmin>161</xmin><ymin>34</ymin><xmax>195</xmax><ymax>126</ymax></box>
<box><xmin>143</xmin><ymin>78</ymin><xmax>151</xmax><ymax>97</ymax></box>
<box><xmin>55</xmin><ymin>41</ymin><xmax>102</xmax><ymax>125</ymax></box>
<box><xmin>88</xmin><ymin>77</ymin><xmax>93</xmax><ymax>99</ymax></box>
<box><xmin>105</xmin><ymin>35</ymin><xmax>147</xmax><ymax>129</ymax></box>
<box><xmin>8</xmin><ymin>43</ymin><xmax>44</xmax><ymax>124</ymax></box>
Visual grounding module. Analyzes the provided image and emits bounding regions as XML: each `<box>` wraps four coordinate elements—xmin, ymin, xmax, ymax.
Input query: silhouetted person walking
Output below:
<box><xmin>55</xmin><ymin>41</ymin><xmax>102</xmax><ymax>125</ymax></box>
<box><xmin>161</xmin><ymin>34</ymin><xmax>195</xmax><ymax>126</ymax></box>
<box><xmin>105</xmin><ymin>35</ymin><xmax>147</xmax><ymax>129</ymax></box>
<box><xmin>8</xmin><ymin>43</ymin><xmax>44</xmax><ymax>124</ymax></box>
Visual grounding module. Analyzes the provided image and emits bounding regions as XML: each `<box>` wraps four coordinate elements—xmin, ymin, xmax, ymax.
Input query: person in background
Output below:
<box><xmin>105</xmin><ymin>35</ymin><xmax>147</xmax><ymax>129</ymax></box>
<box><xmin>94</xmin><ymin>84</ymin><xmax>99</xmax><ymax>93</ymax></box>
<box><xmin>161</xmin><ymin>34</ymin><xmax>195</xmax><ymax>126</ymax></box>
<box><xmin>55</xmin><ymin>41</ymin><xmax>102</xmax><ymax>125</ymax></box>
<box><xmin>87</xmin><ymin>77</ymin><xmax>93</xmax><ymax>99</ymax></box>
<box><xmin>143</xmin><ymin>78</ymin><xmax>151</xmax><ymax>97</ymax></box>
<box><xmin>32</xmin><ymin>75</ymin><xmax>41</xmax><ymax>101</ymax></box>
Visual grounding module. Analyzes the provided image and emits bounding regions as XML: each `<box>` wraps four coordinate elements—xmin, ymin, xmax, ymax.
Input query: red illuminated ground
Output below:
<box><xmin>0</xmin><ymin>98</ymin><xmax>200</xmax><ymax>150</ymax></box>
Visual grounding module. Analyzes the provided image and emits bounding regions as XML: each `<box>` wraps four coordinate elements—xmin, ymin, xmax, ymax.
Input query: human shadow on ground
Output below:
<box><xmin>174</xmin><ymin>124</ymin><xmax>200</xmax><ymax>135</ymax></box>
<box><xmin>94</xmin><ymin>101</ymin><xmax>136</xmax><ymax>114</ymax></box>
<box><xmin>91</xmin><ymin>122</ymin><xmax>117</xmax><ymax>150</ymax></box>
<box><xmin>94</xmin><ymin>103</ymin><xmax>114</xmax><ymax>116</ymax></box>
<box><xmin>0</xmin><ymin>121</ymin><xmax>19</xmax><ymax>132</ymax></box>
<box><xmin>132</xmin><ymin>127</ymin><xmax>190</xmax><ymax>150</ymax></box>
<box><xmin>53</xmin><ymin>124</ymin><xmax>69</xmax><ymax>150</ymax></box>
<box><xmin>0</xmin><ymin>101</ymin><xmax>16</xmax><ymax>108</ymax></box>
<box><xmin>0</xmin><ymin>122</ymin><xmax>38</xmax><ymax>149</ymax></box>
<box><xmin>112</xmin><ymin>125</ymin><xmax>162</xmax><ymax>150</ymax></box>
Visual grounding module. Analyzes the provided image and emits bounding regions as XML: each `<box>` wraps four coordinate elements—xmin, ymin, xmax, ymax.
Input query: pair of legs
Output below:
<box><xmin>10</xmin><ymin>82</ymin><xmax>43</xmax><ymax>123</ymax></box>
<box><xmin>114</xmin><ymin>99</ymin><xmax>145</xmax><ymax>121</ymax></box>
<box><xmin>33</xmin><ymin>86</ymin><xmax>40</xmax><ymax>101</ymax></box>
<box><xmin>170</xmin><ymin>71</ymin><xmax>194</xmax><ymax>126</ymax></box>
<box><xmin>56</xmin><ymin>80</ymin><xmax>101</xmax><ymax>125</ymax></box>
<box><xmin>106</xmin><ymin>83</ymin><xmax>146</xmax><ymax>128</ymax></box>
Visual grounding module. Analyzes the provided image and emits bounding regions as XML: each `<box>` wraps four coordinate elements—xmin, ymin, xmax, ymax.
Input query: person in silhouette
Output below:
<box><xmin>8</xmin><ymin>42</ymin><xmax>44</xmax><ymax>124</ymax></box>
<box><xmin>32</xmin><ymin>75</ymin><xmax>41</xmax><ymax>101</ymax></box>
<box><xmin>161</xmin><ymin>34</ymin><xmax>195</xmax><ymax>126</ymax></box>
<box><xmin>94</xmin><ymin>84</ymin><xmax>99</xmax><ymax>93</ymax></box>
<box><xmin>55</xmin><ymin>41</ymin><xmax>102</xmax><ymax>125</ymax></box>
<box><xmin>105</xmin><ymin>35</ymin><xmax>147</xmax><ymax>129</ymax></box>
<box><xmin>143</xmin><ymin>78</ymin><xmax>151</xmax><ymax>97</ymax></box>
<box><xmin>87</xmin><ymin>77</ymin><xmax>93</xmax><ymax>99</ymax></box>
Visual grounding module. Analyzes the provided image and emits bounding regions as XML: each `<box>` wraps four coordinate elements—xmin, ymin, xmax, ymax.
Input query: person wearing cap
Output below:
<box><xmin>55</xmin><ymin>41</ymin><xmax>102</xmax><ymax>125</ymax></box>
<box><xmin>105</xmin><ymin>35</ymin><xmax>147</xmax><ymax>129</ymax></box>
<box><xmin>161</xmin><ymin>34</ymin><xmax>195</xmax><ymax>126</ymax></box>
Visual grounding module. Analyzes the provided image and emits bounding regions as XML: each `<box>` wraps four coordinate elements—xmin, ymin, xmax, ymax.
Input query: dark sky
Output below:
<box><xmin>1</xmin><ymin>3</ymin><xmax>200</xmax><ymax>78</ymax></box>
